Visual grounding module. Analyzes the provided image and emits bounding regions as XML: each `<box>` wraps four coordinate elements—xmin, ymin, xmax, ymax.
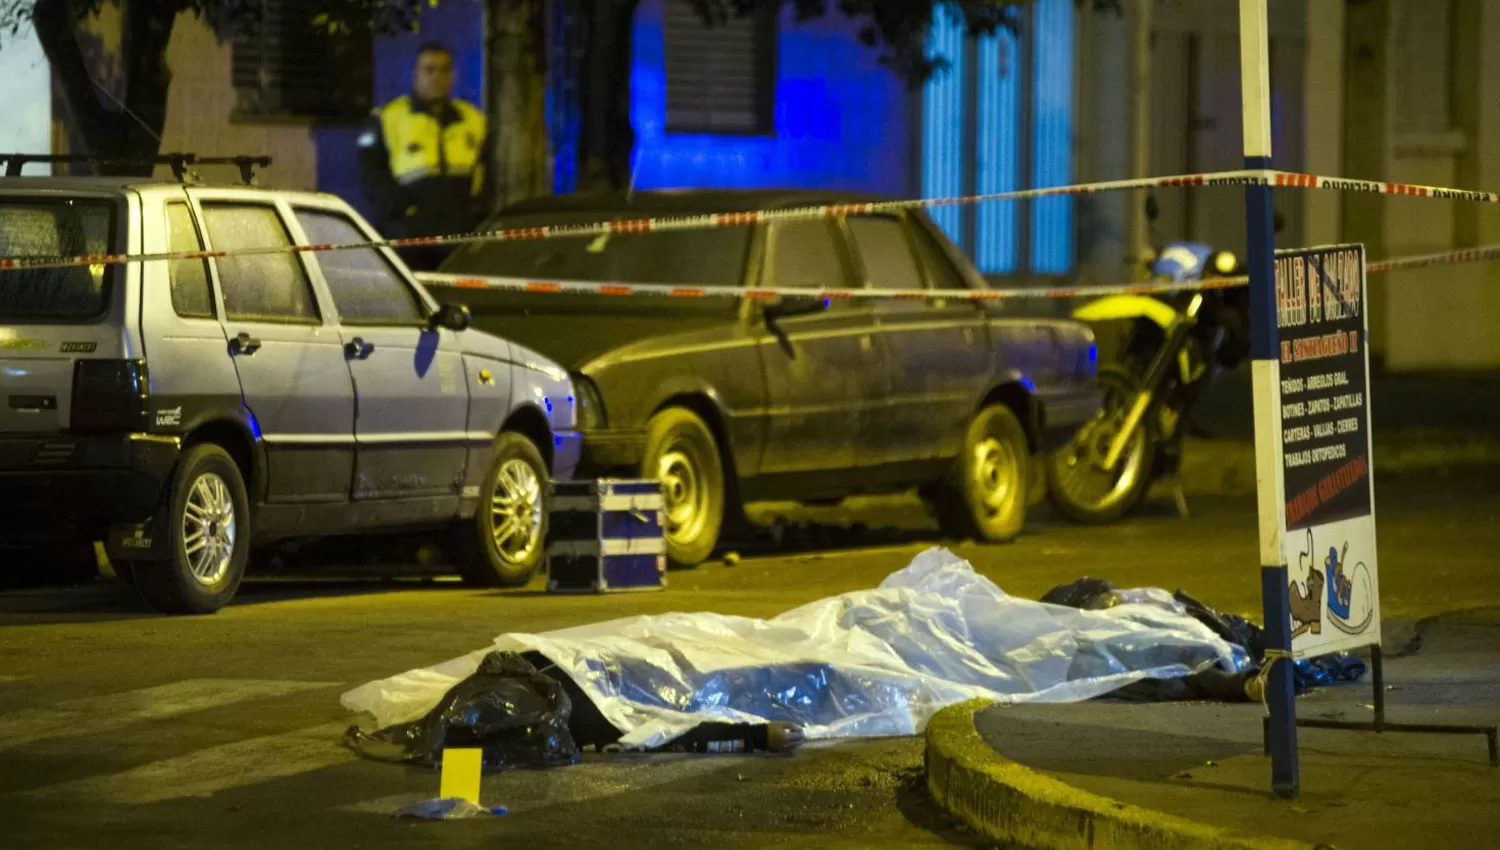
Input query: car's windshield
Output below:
<box><xmin>0</xmin><ymin>198</ymin><xmax>117</xmax><ymax>321</ymax></box>
<box><xmin>443</xmin><ymin>212</ymin><xmax>751</xmax><ymax>288</ymax></box>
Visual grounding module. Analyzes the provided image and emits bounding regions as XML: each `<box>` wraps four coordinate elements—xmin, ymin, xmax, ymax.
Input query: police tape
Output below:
<box><xmin>0</xmin><ymin>167</ymin><xmax>1498</xmax><ymax>274</ymax></box>
<box><xmin>415</xmin><ymin>271</ymin><xmax>1248</xmax><ymax>302</ymax></box>
<box><xmin>416</xmin><ymin>242</ymin><xmax>1500</xmax><ymax>303</ymax></box>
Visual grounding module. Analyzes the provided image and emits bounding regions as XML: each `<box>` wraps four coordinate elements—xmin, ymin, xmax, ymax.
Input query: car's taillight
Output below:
<box><xmin>71</xmin><ymin>359</ymin><xmax>151</xmax><ymax>432</ymax></box>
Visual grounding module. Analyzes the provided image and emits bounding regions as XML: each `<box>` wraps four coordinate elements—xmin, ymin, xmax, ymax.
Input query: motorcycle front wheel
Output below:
<box><xmin>1045</xmin><ymin>366</ymin><xmax>1157</xmax><ymax>524</ymax></box>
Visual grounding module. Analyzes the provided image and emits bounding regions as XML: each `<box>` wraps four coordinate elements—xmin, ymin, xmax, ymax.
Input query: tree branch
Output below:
<box><xmin>32</xmin><ymin>0</ymin><xmax>118</xmax><ymax>159</ymax></box>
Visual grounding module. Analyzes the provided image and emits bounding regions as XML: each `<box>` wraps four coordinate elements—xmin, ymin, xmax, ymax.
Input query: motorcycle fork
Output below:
<box><xmin>1101</xmin><ymin>294</ymin><xmax>1205</xmax><ymax>472</ymax></box>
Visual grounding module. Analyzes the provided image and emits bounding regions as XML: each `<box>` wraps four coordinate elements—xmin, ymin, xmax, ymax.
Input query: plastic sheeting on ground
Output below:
<box><xmin>341</xmin><ymin>548</ymin><xmax>1248</xmax><ymax>750</ymax></box>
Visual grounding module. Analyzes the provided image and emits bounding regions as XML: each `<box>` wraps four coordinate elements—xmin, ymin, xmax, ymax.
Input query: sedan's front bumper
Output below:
<box><xmin>1036</xmin><ymin>388</ymin><xmax>1105</xmax><ymax>453</ymax></box>
<box><xmin>551</xmin><ymin>429</ymin><xmax>584</xmax><ymax>482</ymax></box>
<box><xmin>578</xmin><ymin>428</ymin><xmax>647</xmax><ymax>476</ymax></box>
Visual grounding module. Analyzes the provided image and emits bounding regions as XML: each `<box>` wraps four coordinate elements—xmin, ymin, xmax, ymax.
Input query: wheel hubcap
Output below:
<box><xmin>490</xmin><ymin>458</ymin><xmax>543</xmax><ymax>563</ymax></box>
<box><xmin>1054</xmin><ymin>388</ymin><xmax>1149</xmax><ymax>510</ymax></box>
<box><xmin>972</xmin><ymin>436</ymin><xmax>1018</xmax><ymax>513</ymax></box>
<box><xmin>658</xmin><ymin>446</ymin><xmax>706</xmax><ymax>544</ymax></box>
<box><xmin>182</xmin><ymin>472</ymin><xmax>235</xmax><ymax>586</ymax></box>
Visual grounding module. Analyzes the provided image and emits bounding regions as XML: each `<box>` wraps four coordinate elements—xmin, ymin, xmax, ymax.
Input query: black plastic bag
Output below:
<box><xmin>1041</xmin><ymin>577</ymin><xmax>1367</xmax><ymax>700</ymax></box>
<box><xmin>344</xmin><ymin>650</ymin><xmax>581</xmax><ymax>771</ymax></box>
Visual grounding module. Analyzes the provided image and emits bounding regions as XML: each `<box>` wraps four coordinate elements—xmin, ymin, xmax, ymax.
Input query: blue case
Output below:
<box><xmin>546</xmin><ymin>479</ymin><xmax>667</xmax><ymax>594</ymax></box>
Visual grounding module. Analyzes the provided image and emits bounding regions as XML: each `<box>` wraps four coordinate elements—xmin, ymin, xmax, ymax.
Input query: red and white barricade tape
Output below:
<box><xmin>417</xmin><ymin>242</ymin><xmax>1500</xmax><ymax>303</ymax></box>
<box><xmin>1</xmin><ymin>168</ymin><xmax>1499</xmax><ymax>275</ymax></box>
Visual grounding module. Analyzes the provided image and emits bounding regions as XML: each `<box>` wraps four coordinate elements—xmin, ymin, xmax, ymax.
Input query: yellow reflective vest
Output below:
<box><xmin>377</xmin><ymin>95</ymin><xmax>488</xmax><ymax>194</ymax></box>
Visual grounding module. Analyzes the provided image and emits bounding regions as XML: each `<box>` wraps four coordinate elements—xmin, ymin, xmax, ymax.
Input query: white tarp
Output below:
<box><xmin>341</xmin><ymin>548</ymin><xmax>1247</xmax><ymax>749</ymax></box>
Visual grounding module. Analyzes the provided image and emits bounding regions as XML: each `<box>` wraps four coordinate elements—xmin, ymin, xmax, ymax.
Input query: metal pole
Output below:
<box><xmin>1238</xmin><ymin>0</ymin><xmax>1299</xmax><ymax>799</ymax></box>
<box><xmin>1372</xmin><ymin>644</ymin><xmax>1386</xmax><ymax>732</ymax></box>
<box><xmin>1124</xmin><ymin>0</ymin><xmax>1153</xmax><ymax>279</ymax></box>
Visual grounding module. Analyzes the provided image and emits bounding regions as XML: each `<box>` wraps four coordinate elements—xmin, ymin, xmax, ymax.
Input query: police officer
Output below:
<box><xmin>358</xmin><ymin>42</ymin><xmax>494</xmax><ymax>270</ymax></box>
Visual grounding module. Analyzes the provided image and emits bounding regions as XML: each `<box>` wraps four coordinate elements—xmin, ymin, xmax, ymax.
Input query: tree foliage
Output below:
<box><xmin>0</xmin><ymin>0</ymin><xmax>443</xmax><ymax>174</ymax></box>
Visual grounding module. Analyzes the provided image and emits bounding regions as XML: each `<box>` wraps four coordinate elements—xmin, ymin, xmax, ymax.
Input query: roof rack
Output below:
<box><xmin>0</xmin><ymin>153</ymin><xmax>273</xmax><ymax>185</ymax></box>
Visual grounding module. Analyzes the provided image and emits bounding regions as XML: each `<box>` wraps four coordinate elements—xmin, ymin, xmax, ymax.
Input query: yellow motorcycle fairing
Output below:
<box><xmin>1070</xmin><ymin>295</ymin><xmax>1204</xmax><ymax>386</ymax></box>
<box><xmin>1070</xmin><ymin>294</ymin><xmax>1181</xmax><ymax>330</ymax></box>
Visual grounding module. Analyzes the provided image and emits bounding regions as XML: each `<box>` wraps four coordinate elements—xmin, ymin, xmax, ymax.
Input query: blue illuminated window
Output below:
<box><xmin>976</xmin><ymin>29</ymin><xmax>1019</xmax><ymax>274</ymax></box>
<box><xmin>919</xmin><ymin>0</ymin><xmax>1074</xmax><ymax>276</ymax></box>
<box><xmin>1030</xmin><ymin>0</ymin><xmax>1075</xmax><ymax>275</ymax></box>
<box><xmin>922</xmin><ymin>12</ymin><xmax>965</xmax><ymax>245</ymax></box>
<box><xmin>624</xmin><ymin>0</ymin><xmax>912</xmax><ymax>194</ymax></box>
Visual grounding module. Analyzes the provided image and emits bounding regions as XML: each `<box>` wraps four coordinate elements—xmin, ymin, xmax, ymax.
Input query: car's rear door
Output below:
<box><xmin>752</xmin><ymin>218</ymin><xmax>887</xmax><ymax>479</ymax></box>
<box><xmin>846</xmin><ymin>213</ymin><xmax>992</xmax><ymax>469</ymax></box>
<box><xmin>189</xmin><ymin>190</ymin><xmax>357</xmax><ymax>504</ymax></box>
<box><xmin>288</xmin><ymin>202</ymin><xmax>471</xmax><ymax>501</ymax></box>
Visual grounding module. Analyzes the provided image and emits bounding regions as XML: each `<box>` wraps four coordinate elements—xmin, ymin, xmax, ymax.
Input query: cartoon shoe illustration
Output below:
<box><xmin>1325</xmin><ymin>542</ymin><xmax>1375</xmax><ymax>635</ymax></box>
<box><xmin>1289</xmin><ymin>528</ymin><xmax>1324</xmax><ymax>639</ymax></box>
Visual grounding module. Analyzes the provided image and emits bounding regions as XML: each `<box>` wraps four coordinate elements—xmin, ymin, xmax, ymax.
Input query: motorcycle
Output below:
<box><xmin>1044</xmin><ymin>218</ymin><xmax>1257</xmax><ymax>524</ymax></box>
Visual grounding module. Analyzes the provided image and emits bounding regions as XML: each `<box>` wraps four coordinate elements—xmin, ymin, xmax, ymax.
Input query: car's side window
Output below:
<box><xmin>201</xmin><ymin>203</ymin><xmax>320</xmax><ymax>323</ymax></box>
<box><xmin>763</xmin><ymin>219</ymin><xmax>850</xmax><ymax>291</ymax></box>
<box><xmin>907</xmin><ymin>219</ymin><xmax>964</xmax><ymax>288</ymax></box>
<box><xmin>295</xmin><ymin>208</ymin><xmax>425</xmax><ymax>325</ymax></box>
<box><xmin>165</xmin><ymin>202</ymin><xmax>214</xmax><ymax>319</ymax></box>
<box><xmin>846</xmin><ymin>216</ymin><xmax>924</xmax><ymax>290</ymax></box>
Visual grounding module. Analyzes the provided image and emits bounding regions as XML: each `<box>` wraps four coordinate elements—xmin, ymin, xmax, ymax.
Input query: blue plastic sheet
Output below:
<box><xmin>343</xmin><ymin>548</ymin><xmax>1245</xmax><ymax>749</ymax></box>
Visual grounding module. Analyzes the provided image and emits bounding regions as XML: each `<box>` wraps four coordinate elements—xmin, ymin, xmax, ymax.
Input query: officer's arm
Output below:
<box><xmin>356</xmin><ymin>116</ymin><xmax>409</xmax><ymax>225</ymax></box>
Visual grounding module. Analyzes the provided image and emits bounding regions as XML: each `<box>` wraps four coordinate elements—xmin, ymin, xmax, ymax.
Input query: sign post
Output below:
<box><xmin>1237</xmin><ymin>0</ymin><xmax>1300</xmax><ymax>799</ymax></box>
<box><xmin>1276</xmin><ymin>245</ymin><xmax>1381</xmax><ymax>658</ymax></box>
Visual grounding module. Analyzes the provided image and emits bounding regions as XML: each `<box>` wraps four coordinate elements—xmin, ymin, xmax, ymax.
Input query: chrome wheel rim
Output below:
<box><xmin>490</xmin><ymin>458</ymin><xmax>543</xmax><ymax>563</ymax></box>
<box><xmin>1052</xmin><ymin>386</ymin><xmax>1150</xmax><ymax>512</ymax></box>
<box><xmin>658</xmin><ymin>445</ymin><xmax>707</xmax><ymax>545</ymax></box>
<box><xmin>181</xmin><ymin>472</ymin><xmax>236</xmax><ymax>586</ymax></box>
<box><xmin>972</xmin><ymin>434</ymin><xmax>1020</xmax><ymax>516</ymax></box>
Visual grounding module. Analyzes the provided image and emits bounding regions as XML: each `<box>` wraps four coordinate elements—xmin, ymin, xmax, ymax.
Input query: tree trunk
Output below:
<box><xmin>34</xmin><ymin>0</ymin><xmax>174</xmax><ymax>176</ymax></box>
<box><xmin>577</xmin><ymin>0</ymin><xmax>638</xmax><ymax>192</ymax></box>
<box><xmin>488</xmin><ymin>0</ymin><xmax>551</xmax><ymax>211</ymax></box>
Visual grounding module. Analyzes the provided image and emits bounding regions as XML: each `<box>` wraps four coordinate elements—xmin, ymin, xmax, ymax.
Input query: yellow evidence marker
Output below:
<box><xmin>439</xmin><ymin>748</ymin><xmax>483</xmax><ymax>804</ymax></box>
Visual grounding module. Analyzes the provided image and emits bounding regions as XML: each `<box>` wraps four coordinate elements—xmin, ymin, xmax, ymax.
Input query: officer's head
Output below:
<box><xmin>413</xmin><ymin>42</ymin><xmax>455</xmax><ymax>103</ymax></box>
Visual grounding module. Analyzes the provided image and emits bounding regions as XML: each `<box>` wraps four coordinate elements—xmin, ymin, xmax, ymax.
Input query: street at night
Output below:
<box><xmin>3</xmin><ymin>461</ymin><xmax>1498</xmax><ymax>848</ymax></box>
<box><xmin>5</xmin><ymin>0</ymin><xmax>1500</xmax><ymax>846</ymax></box>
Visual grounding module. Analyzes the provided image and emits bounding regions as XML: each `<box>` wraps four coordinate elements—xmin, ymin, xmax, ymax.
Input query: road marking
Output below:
<box><xmin>0</xmin><ymin>679</ymin><xmax>340</xmax><ymax>751</ymax></box>
<box><xmin>340</xmin><ymin>756</ymin><xmax>734</xmax><ymax>816</ymax></box>
<box><xmin>15</xmin><ymin>721</ymin><xmax>354</xmax><ymax>805</ymax></box>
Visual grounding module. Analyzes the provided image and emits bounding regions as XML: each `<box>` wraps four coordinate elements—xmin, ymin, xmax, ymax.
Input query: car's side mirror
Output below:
<box><xmin>430</xmin><ymin>302</ymin><xmax>472</xmax><ymax>332</ymax></box>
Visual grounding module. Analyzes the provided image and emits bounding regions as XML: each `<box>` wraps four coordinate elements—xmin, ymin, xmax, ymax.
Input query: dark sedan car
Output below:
<box><xmin>433</xmin><ymin>190</ymin><xmax>1101</xmax><ymax>567</ymax></box>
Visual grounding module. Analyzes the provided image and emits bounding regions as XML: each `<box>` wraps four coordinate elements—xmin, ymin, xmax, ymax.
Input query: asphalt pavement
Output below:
<box><xmin>2</xmin><ymin>469</ymin><xmax>1498</xmax><ymax>848</ymax></box>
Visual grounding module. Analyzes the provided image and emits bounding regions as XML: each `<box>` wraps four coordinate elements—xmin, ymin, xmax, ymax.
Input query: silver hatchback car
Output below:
<box><xmin>0</xmin><ymin>165</ymin><xmax>579</xmax><ymax>614</ymax></box>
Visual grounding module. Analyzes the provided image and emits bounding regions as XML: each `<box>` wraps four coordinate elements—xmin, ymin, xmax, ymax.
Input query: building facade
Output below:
<box><xmin>20</xmin><ymin>0</ymin><xmax>1500</xmax><ymax>369</ymax></box>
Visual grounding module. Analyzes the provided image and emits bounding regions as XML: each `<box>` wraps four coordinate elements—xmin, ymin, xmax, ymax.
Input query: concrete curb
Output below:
<box><xmin>1178</xmin><ymin>431</ymin><xmax>1500</xmax><ymax>495</ymax></box>
<box><xmin>923</xmin><ymin>700</ymin><xmax>1313</xmax><ymax>850</ymax></box>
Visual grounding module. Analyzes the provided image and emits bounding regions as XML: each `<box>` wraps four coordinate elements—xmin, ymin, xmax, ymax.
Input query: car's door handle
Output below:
<box><xmin>230</xmin><ymin>332</ymin><xmax>261</xmax><ymax>355</ymax></box>
<box><xmin>344</xmin><ymin>337</ymin><xmax>374</xmax><ymax>359</ymax></box>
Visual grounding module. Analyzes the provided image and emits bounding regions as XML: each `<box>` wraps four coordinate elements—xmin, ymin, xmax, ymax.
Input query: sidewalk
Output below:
<box><xmin>925</xmin><ymin>609</ymin><xmax>1500</xmax><ymax>850</ymax></box>
<box><xmin>1179</xmin><ymin>370</ymin><xmax>1500</xmax><ymax>495</ymax></box>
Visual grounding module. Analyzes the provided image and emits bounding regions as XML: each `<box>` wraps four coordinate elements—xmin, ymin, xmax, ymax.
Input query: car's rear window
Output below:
<box><xmin>0</xmin><ymin>199</ymin><xmax>116</xmax><ymax>321</ymax></box>
<box><xmin>442</xmin><ymin>213</ymin><xmax>751</xmax><ymax>287</ymax></box>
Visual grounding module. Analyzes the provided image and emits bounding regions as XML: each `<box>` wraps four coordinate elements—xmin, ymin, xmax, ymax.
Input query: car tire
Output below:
<box><xmin>450</xmin><ymin>431</ymin><xmax>550</xmax><ymax>588</ymax></box>
<box><xmin>124</xmin><ymin>444</ymin><xmax>251</xmax><ymax>615</ymax></box>
<box><xmin>642</xmin><ymin>407</ymin><xmax>726</xmax><ymax>568</ymax></box>
<box><xmin>929</xmin><ymin>403</ymin><xmax>1030</xmax><ymax>543</ymax></box>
